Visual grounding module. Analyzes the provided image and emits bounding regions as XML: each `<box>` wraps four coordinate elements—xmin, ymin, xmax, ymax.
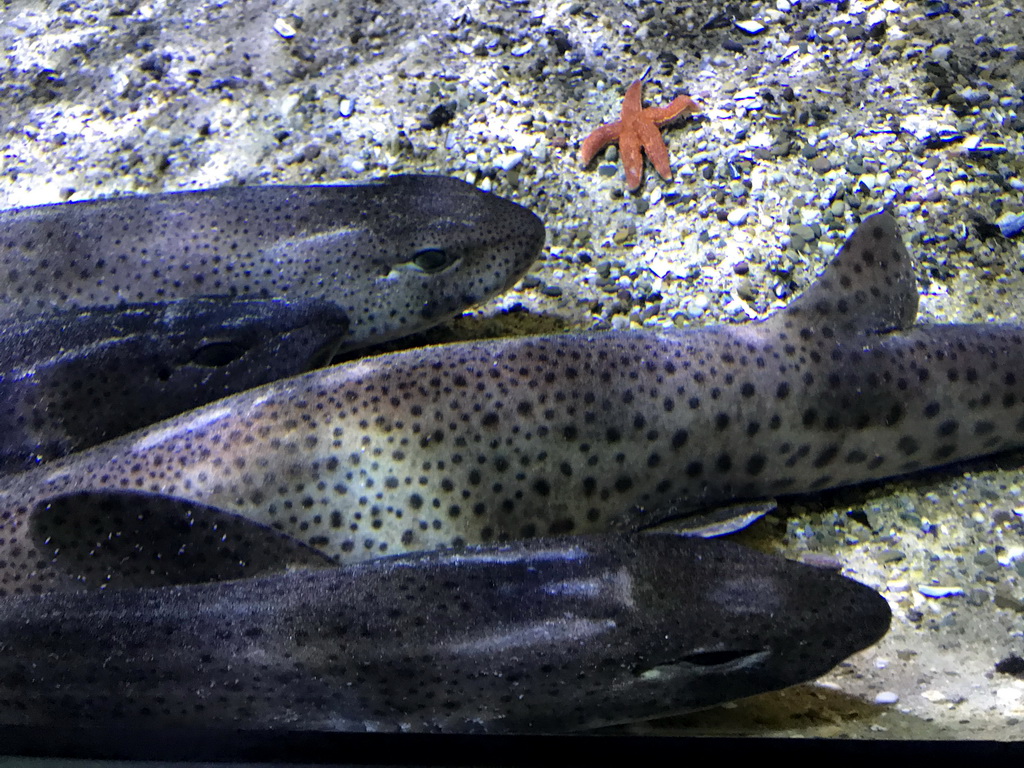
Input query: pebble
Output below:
<box><xmin>519</xmin><ymin>275</ymin><xmax>542</xmax><ymax>289</ymax></box>
<box><xmin>997</xmin><ymin>212</ymin><xmax>1024</xmax><ymax>238</ymax></box>
<box><xmin>727</xmin><ymin>207</ymin><xmax>751</xmax><ymax>226</ymax></box>
<box><xmin>497</xmin><ymin>152</ymin><xmax>523</xmax><ymax>172</ymax></box>
<box><xmin>874</xmin><ymin>691</ymin><xmax>900</xmax><ymax>705</ymax></box>
<box><xmin>734</xmin><ymin>19</ymin><xmax>766</xmax><ymax>35</ymax></box>
<box><xmin>790</xmin><ymin>224</ymin><xmax>817</xmax><ymax>242</ymax></box>
<box><xmin>612</xmin><ymin>226</ymin><xmax>635</xmax><ymax>245</ymax></box>
<box><xmin>919</xmin><ymin>585</ymin><xmax>964</xmax><ymax>598</ymax></box>
<box><xmin>736</xmin><ymin>278</ymin><xmax>755</xmax><ymax>301</ymax></box>
<box><xmin>684</xmin><ymin>297</ymin><xmax>708</xmax><ymax>319</ymax></box>
<box><xmin>273</xmin><ymin>18</ymin><xmax>297</xmax><ymax>38</ymax></box>
<box><xmin>993</xmin><ymin>590</ymin><xmax>1024</xmax><ymax>613</ymax></box>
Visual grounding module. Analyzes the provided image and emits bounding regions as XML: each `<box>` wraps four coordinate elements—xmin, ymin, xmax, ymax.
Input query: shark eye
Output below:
<box><xmin>411</xmin><ymin>248</ymin><xmax>454</xmax><ymax>273</ymax></box>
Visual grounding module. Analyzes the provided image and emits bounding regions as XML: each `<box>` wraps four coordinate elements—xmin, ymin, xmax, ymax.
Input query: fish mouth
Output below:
<box><xmin>635</xmin><ymin>648</ymin><xmax>771</xmax><ymax>681</ymax></box>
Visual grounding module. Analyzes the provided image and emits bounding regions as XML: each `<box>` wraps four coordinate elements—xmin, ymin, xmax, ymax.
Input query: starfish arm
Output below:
<box><xmin>580</xmin><ymin>120</ymin><xmax>623</xmax><ymax>166</ymax></box>
<box><xmin>645</xmin><ymin>95</ymin><xmax>701</xmax><ymax>126</ymax></box>
<box><xmin>635</xmin><ymin>120</ymin><xmax>673</xmax><ymax>181</ymax></box>
<box><xmin>619</xmin><ymin>80</ymin><xmax>644</xmax><ymax>121</ymax></box>
<box><xmin>618</xmin><ymin>120</ymin><xmax>645</xmax><ymax>191</ymax></box>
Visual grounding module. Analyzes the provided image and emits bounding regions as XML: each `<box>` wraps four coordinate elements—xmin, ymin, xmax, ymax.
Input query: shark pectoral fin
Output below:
<box><xmin>28</xmin><ymin>490</ymin><xmax>336</xmax><ymax>590</ymax></box>
<box><xmin>763</xmin><ymin>210</ymin><xmax>919</xmax><ymax>337</ymax></box>
<box><xmin>639</xmin><ymin>499</ymin><xmax>777</xmax><ymax>538</ymax></box>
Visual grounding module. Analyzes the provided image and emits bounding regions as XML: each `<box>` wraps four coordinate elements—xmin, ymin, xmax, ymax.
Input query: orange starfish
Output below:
<box><xmin>580</xmin><ymin>80</ymin><xmax>701</xmax><ymax>192</ymax></box>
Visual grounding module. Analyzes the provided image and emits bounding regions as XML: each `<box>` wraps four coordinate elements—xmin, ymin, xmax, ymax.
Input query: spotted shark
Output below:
<box><xmin>2</xmin><ymin>210</ymin><xmax>1022</xmax><ymax>594</ymax></box>
<box><xmin>0</xmin><ymin>297</ymin><xmax>350</xmax><ymax>471</ymax></box>
<box><xmin>0</xmin><ymin>175</ymin><xmax>545</xmax><ymax>355</ymax></box>
<box><xmin>0</xmin><ymin>533</ymin><xmax>890</xmax><ymax>733</ymax></box>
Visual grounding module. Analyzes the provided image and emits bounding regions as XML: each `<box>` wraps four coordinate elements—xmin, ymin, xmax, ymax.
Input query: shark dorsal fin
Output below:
<box><xmin>766</xmin><ymin>211</ymin><xmax>918</xmax><ymax>337</ymax></box>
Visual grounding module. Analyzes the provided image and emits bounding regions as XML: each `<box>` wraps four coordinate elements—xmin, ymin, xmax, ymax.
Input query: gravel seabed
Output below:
<box><xmin>2</xmin><ymin>0</ymin><xmax>1023</xmax><ymax>740</ymax></box>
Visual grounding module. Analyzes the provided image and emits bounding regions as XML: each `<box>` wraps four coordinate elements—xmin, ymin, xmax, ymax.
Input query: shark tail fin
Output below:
<box><xmin>766</xmin><ymin>210</ymin><xmax>918</xmax><ymax>337</ymax></box>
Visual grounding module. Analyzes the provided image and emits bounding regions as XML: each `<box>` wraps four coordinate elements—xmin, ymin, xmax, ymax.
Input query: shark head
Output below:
<box><xmin>257</xmin><ymin>174</ymin><xmax>547</xmax><ymax>352</ymax></box>
<box><xmin>580</xmin><ymin>534</ymin><xmax>892</xmax><ymax>728</ymax></box>
<box><xmin>398</xmin><ymin>533</ymin><xmax>892</xmax><ymax>732</ymax></box>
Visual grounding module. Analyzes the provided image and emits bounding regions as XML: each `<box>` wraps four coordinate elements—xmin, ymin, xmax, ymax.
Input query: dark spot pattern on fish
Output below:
<box><xmin>0</xmin><ymin>175</ymin><xmax>545</xmax><ymax>353</ymax></box>
<box><xmin>2</xmin><ymin>211</ymin><xmax>1024</xmax><ymax>593</ymax></box>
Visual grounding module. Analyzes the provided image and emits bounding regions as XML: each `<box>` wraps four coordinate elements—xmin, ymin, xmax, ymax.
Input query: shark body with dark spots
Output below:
<box><xmin>0</xmin><ymin>175</ymin><xmax>545</xmax><ymax>355</ymax></box>
<box><xmin>2</xmin><ymin>211</ymin><xmax>1023</xmax><ymax>593</ymax></box>
<box><xmin>0</xmin><ymin>533</ymin><xmax>891</xmax><ymax>732</ymax></box>
<box><xmin>0</xmin><ymin>297</ymin><xmax>350</xmax><ymax>472</ymax></box>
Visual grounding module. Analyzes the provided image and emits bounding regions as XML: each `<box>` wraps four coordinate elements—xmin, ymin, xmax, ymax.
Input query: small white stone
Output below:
<box><xmin>727</xmin><ymin>207</ymin><xmax>750</xmax><ymax>226</ymax></box>
<box><xmin>735</xmin><ymin>19</ymin><xmax>766</xmax><ymax>35</ymax></box>
<box><xmin>961</xmin><ymin>135</ymin><xmax>981</xmax><ymax>151</ymax></box>
<box><xmin>497</xmin><ymin>152</ymin><xmax>523</xmax><ymax>172</ymax></box>
<box><xmin>875</xmin><ymin>691</ymin><xmax>900</xmax><ymax>705</ymax></box>
<box><xmin>649</xmin><ymin>258</ymin><xmax>688</xmax><ymax>279</ymax></box>
<box><xmin>684</xmin><ymin>300</ymin><xmax>705</xmax><ymax>320</ymax></box>
<box><xmin>278</xmin><ymin>93</ymin><xmax>301</xmax><ymax>116</ymax></box>
<box><xmin>919</xmin><ymin>585</ymin><xmax>964</xmax><ymax>598</ymax></box>
<box><xmin>273</xmin><ymin>18</ymin><xmax>297</xmax><ymax>38</ymax></box>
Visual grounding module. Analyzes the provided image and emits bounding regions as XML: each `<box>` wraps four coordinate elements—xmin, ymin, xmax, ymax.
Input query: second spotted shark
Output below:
<box><xmin>1</xmin><ymin>210</ymin><xmax>1022</xmax><ymax>593</ymax></box>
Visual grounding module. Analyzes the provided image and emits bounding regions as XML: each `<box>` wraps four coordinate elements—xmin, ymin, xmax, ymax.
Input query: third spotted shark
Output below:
<box><xmin>0</xmin><ymin>534</ymin><xmax>890</xmax><ymax>732</ymax></box>
<box><xmin>1</xmin><ymin>210</ymin><xmax>1022</xmax><ymax>593</ymax></box>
